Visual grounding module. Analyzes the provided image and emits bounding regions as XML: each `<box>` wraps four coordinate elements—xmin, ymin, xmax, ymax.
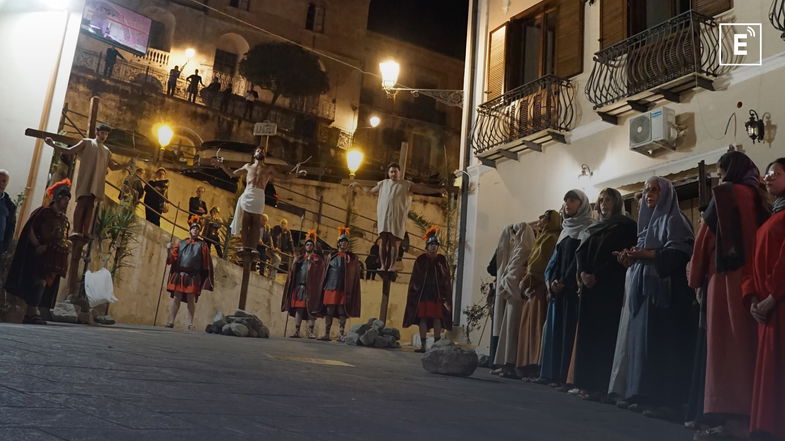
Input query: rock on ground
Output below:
<box><xmin>229</xmin><ymin>323</ymin><xmax>249</xmax><ymax>337</ymax></box>
<box><xmin>95</xmin><ymin>315</ymin><xmax>115</xmax><ymax>325</ymax></box>
<box><xmin>421</xmin><ymin>340</ymin><xmax>478</xmax><ymax>377</ymax></box>
<box><xmin>358</xmin><ymin>328</ymin><xmax>379</xmax><ymax>346</ymax></box>
<box><xmin>344</xmin><ymin>332</ymin><xmax>360</xmax><ymax>346</ymax></box>
<box><xmin>50</xmin><ymin>303</ymin><xmax>80</xmax><ymax>324</ymax></box>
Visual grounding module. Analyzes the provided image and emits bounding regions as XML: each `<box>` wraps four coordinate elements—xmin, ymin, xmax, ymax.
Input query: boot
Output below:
<box><xmin>319</xmin><ymin>322</ymin><xmax>332</xmax><ymax>341</ymax></box>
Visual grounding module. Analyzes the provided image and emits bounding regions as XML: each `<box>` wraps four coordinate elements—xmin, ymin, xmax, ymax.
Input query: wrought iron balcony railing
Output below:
<box><xmin>471</xmin><ymin>75</ymin><xmax>575</xmax><ymax>156</ymax></box>
<box><xmin>585</xmin><ymin>11</ymin><xmax>720</xmax><ymax>111</ymax></box>
<box><xmin>71</xmin><ymin>48</ymin><xmax>336</xmax><ymax>122</ymax></box>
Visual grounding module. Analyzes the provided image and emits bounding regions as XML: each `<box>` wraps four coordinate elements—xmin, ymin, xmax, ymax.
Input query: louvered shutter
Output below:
<box><xmin>487</xmin><ymin>25</ymin><xmax>506</xmax><ymax>99</ymax></box>
<box><xmin>554</xmin><ymin>0</ymin><xmax>584</xmax><ymax>78</ymax></box>
<box><xmin>600</xmin><ymin>0</ymin><xmax>627</xmax><ymax>49</ymax></box>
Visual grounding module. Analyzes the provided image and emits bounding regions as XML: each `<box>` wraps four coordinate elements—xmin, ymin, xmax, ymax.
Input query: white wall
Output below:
<box><xmin>0</xmin><ymin>1</ymin><xmax>84</xmax><ymax>226</ymax></box>
<box><xmin>460</xmin><ymin>0</ymin><xmax>785</xmax><ymax>352</ymax></box>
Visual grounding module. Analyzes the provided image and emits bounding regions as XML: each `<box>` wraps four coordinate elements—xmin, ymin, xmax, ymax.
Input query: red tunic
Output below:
<box><xmin>166</xmin><ymin>239</ymin><xmax>214</xmax><ymax>301</ymax></box>
<box><xmin>689</xmin><ymin>184</ymin><xmax>759</xmax><ymax>416</ymax></box>
<box><xmin>750</xmin><ymin>210</ymin><xmax>785</xmax><ymax>438</ymax></box>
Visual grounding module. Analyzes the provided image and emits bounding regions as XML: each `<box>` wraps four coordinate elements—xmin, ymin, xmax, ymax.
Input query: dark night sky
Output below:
<box><xmin>367</xmin><ymin>0</ymin><xmax>469</xmax><ymax>60</ymax></box>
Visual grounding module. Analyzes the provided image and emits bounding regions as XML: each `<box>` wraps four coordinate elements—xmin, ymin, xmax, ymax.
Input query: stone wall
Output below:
<box><xmin>104</xmin><ymin>216</ymin><xmax>422</xmax><ymax>342</ymax></box>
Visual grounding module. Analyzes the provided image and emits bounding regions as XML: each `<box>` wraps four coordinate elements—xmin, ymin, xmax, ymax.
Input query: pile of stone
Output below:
<box><xmin>421</xmin><ymin>339</ymin><xmax>479</xmax><ymax>377</ymax></box>
<box><xmin>344</xmin><ymin>318</ymin><xmax>401</xmax><ymax>349</ymax></box>
<box><xmin>205</xmin><ymin>310</ymin><xmax>270</xmax><ymax>338</ymax></box>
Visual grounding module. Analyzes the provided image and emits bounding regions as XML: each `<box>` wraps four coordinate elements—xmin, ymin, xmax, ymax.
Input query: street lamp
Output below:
<box><xmin>378</xmin><ymin>59</ymin><xmax>463</xmax><ymax>108</ymax></box>
<box><xmin>345</xmin><ymin>148</ymin><xmax>364</xmax><ymax>226</ymax></box>
<box><xmin>156</xmin><ymin>123</ymin><xmax>173</xmax><ymax>163</ymax></box>
<box><xmin>369</xmin><ymin>115</ymin><xmax>381</xmax><ymax>128</ymax></box>
<box><xmin>346</xmin><ymin>148</ymin><xmax>364</xmax><ymax>178</ymax></box>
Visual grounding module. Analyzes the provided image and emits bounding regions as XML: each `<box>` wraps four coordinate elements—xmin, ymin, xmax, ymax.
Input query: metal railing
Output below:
<box><xmin>71</xmin><ymin>48</ymin><xmax>335</xmax><ymax>121</ymax></box>
<box><xmin>471</xmin><ymin>75</ymin><xmax>575</xmax><ymax>155</ymax></box>
<box><xmin>585</xmin><ymin>11</ymin><xmax>720</xmax><ymax>110</ymax></box>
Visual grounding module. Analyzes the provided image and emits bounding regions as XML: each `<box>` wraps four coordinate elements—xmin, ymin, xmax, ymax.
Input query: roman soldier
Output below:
<box><xmin>5</xmin><ymin>179</ymin><xmax>72</xmax><ymax>325</ymax></box>
<box><xmin>165</xmin><ymin>215</ymin><xmax>215</xmax><ymax>330</ymax></box>
<box><xmin>318</xmin><ymin>227</ymin><xmax>361</xmax><ymax>341</ymax></box>
<box><xmin>281</xmin><ymin>230</ymin><xmax>325</xmax><ymax>339</ymax></box>
<box><xmin>403</xmin><ymin>226</ymin><xmax>453</xmax><ymax>353</ymax></box>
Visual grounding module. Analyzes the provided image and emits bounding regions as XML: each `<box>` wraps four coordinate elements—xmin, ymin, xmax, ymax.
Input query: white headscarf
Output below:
<box><xmin>557</xmin><ymin>189</ymin><xmax>595</xmax><ymax>244</ymax></box>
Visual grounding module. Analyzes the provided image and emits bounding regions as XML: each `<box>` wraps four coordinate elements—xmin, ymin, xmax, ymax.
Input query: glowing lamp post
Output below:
<box><xmin>369</xmin><ymin>115</ymin><xmax>381</xmax><ymax>128</ymax></box>
<box><xmin>345</xmin><ymin>148</ymin><xmax>364</xmax><ymax>226</ymax></box>
<box><xmin>346</xmin><ymin>148</ymin><xmax>364</xmax><ymax>178</ymax></box>
<box><xmin>379</xmin><ymin>60</ymin><xmax>400</xmax><ymax>90</ymax></box>
<box><xmin>156</xmin><ymin>124</ymin><xmax>173</xmax><ymax>163</ymax></box>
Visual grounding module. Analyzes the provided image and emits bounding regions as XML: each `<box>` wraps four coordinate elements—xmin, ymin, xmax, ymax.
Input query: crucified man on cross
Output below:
<box><xmin>211</xmin><ymin>146</ymin><xmax>294</xmax><ymax>250</ymax></box>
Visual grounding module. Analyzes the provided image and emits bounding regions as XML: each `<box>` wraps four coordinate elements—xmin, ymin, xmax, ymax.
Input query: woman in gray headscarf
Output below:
<box><xmin>537</xmin><ymin>189</ymin><xmax>594</xmax><ymax>385</ymax></box>
<box><xmin>609</xmin><ymin>176</ymin><xmax>697</xmax><ymax>420</ymax></box>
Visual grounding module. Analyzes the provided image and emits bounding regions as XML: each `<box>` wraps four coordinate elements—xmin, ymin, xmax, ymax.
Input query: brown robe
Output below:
<box><xmin>281</xmin><ymin>252</ymin><xmax>326</xmax><ymax>318</ymax></box>
<box><xmin>402</xmin><ymin>253</ymin><xmax>453</xmax><ymax>330</ymax></box>
<box><xmin>317</xmin><ymin>251</ymin><xmax>362</xmax><ymax>317</ymax></box>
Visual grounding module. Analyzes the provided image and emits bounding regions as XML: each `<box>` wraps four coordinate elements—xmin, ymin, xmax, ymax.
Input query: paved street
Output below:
<box><xmin>0</xmin><ymin>322</ymin><xmax>695</xmax><ymax>441</ymax></box>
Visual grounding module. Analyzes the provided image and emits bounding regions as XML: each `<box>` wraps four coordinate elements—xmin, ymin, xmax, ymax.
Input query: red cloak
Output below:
<box><xmin>402</xmin><ymin>253</ymin><xmax>453</xmax><ymax>330</ymax></box>
<box><xmin>281</xmin><ymin>252</ymin><xmax>326</xmax><ymax>318</ymax></box>
<box><xmin>317</xmin><ymin>251</ymin><xmax>361</xmax><ymax>317</ymax></box>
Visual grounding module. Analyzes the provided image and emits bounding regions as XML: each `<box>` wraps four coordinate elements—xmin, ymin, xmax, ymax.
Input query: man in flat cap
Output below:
<box><xmin>45</xmin><ymin>123</ymin><xmax>132</xmax><ymax>237</ymax></box>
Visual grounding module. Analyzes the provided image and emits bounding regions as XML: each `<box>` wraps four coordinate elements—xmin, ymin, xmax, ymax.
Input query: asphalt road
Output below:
<box><xmin>0</xmin><ymin>322</ymin><xmax>696</xmax><ymax>441</ymax></box>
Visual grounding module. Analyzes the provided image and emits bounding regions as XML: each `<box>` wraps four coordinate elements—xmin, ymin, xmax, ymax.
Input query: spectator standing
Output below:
<box><xmin>119</xmin><ymin>167</ymin><xmax>145</xmax><ymax>207</ymax></box>
<box><xmin>220</xmin><ymin>85</ymin><xmax>233</xmax><ymax>113</ymax></box>
<box><xmin>271</xmin><ymin>218</ymin><xmax>294</xmax><ymax>271</ymax></box>
<box><xmin>143</xmin><ymin>168</ymin><xmax>169</xmax><ymax>226</ymax></box>
<box><xmin>188</xmin><ymin>186</ymin><xmax>208</xmax><ymax>217</ymax></box>
<box><xmin>365</xmin><ymin>239</ymin><xmax>380</xmax><ymax>280</ymax></box>
<box><xmin>0</xmin><ymin>169</ymin><xmax>17</xmax><ymax>255</ymax></box>
<box><xmin>103</xmin><ymin>47</ymin><xmax>125</xmax><ymax>78</ymax></box>
<box><xmin>186</xmin><ymin>69</ymin><xmax>204</xmax><ymax>103</ymax></box>
<box><xmin>202</xmin><ymin>207</ymin><xmax>224</xmax><ymax>258</ymax></box>
<box><xmin>204</xmin><ymin>77</ymin><xmax>221</xmax><ymax>107</ymax></box>
<box><xmin>257</xmin><ymin>213</ymin><xmax>280</xmax><ymax>278</ymax></box>
<box><xmin>167</xmin><ymin>65</ymin><xmax>180</xmax><ymax>96</ymax></box>
<box><xmin>243</xmin><ymin>87</ymin><xmax>258</xmax><ymax>119</ymax></box>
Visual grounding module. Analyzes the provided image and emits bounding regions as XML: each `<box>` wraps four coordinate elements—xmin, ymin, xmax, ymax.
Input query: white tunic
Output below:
<box><xmin>376</xmin><ymin>179</ymin><xmax>412</xmax><ymax>239</ymax></box>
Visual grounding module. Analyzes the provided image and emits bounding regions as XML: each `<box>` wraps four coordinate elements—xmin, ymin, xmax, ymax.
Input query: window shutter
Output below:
<box><xmin>487</xmin><ymin>25</ymin><xmax>506</xmax><ymax>99</ymax></box>
<box><xmin>554</xmin><ymin>0</ymin><xmax>584</xmax><ymax>78</ymax></box>
<box><xmin>693</xmin><ymin>0</ymin><xmax>733</xmax><ymax>17</ymax></box>
<box><xmin>599</xmin><ymin>0</ymin><xmax>627</xmax><ymax>50</ymax></box>
<box><xmin>504</xmin><ymin>20</ymin><xmax>523</xmax><ymax>92</ymax></box>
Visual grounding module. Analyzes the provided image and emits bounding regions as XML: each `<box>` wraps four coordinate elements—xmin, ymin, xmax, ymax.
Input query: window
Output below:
<box><xmin>229</xmin><ymin>0</ymin><xmax>249</xmax><ymax>11</ymax></box>
<box><xmin>485</xmin><ymin>0</ymin><xmax>583</xmax><ymax>99</ymax></box>
<box><xmin>505</xmin><ymin>11</ymin><xmax>556</xmax><ymax>91</ymax></box>
<box><xmin>148</xmin><ymin>20</ymin><xmax>170</xmax><ymax>51</ymax></box>
<box><xmin>600</xmin><ymin>0</ymin><xmax>731</xmax><ymax>49</ymax></box>
<box><xmin>305</xmin><ymin>3</ymin><xmax>325</xmax><ymax>33</ymax></box>
<box><xmin>213</xmin><ymin>49</ymin><xmax>238</xmax><ymax>75</ymax></box>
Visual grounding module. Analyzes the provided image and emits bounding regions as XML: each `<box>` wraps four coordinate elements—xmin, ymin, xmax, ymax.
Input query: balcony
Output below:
<box><xmin>471</xmin><ymin>75</ymin><xmax>575</xmax><ymax>166</ymax></box>
<box><xmin>71</xmin><ymin>48</ymin><xmax>335</xmax><ymax>122</ymax></box>
<box><xmin>585</xmin><ymin>11</ymin><xmax>720</xmax><ymax>124</ymax></box>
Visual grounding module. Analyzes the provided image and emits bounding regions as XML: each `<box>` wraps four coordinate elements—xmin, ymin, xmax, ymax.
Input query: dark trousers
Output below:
<box><xmin>187</xmin><ymin>89</ymin><xmax>197</xmax><ymax>102</ymax></box>
<box><xmin>167</xmin><ymin>81</ymin><xmax>176</xmax><ymax>96</ymax></box>
<box><xmin>145</xmin><ymin>207</ymin><xmax>161</xmax><ymax>226</ymax></box>
<box><xmin>103</xmin><ymin>62</ymin><xmax>115</xmax><ymax>78</ymax></box>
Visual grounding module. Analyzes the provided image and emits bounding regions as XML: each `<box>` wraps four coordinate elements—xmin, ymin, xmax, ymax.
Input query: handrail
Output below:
<box><xmin>585</xmin><ymin>11</ymin><xmax>720</xmax><ymax>110</ymax></box>
<box><xmin>471</xmin><ymin>75</ymin><xmax>576</xmax><ymax>155</ymax></box>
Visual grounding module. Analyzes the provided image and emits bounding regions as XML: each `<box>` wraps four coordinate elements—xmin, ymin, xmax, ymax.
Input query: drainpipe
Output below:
<box><xmin>453</xmin><ymin>0</ymin><xmax>479</xmax><ymax>325</ymax></box>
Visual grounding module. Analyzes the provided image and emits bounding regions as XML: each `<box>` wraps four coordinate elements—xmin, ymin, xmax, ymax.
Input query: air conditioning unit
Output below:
<box><xmin>629</xmin><ymin>107</ymin><xmax>677</xmax><ymax>155</ymax></box>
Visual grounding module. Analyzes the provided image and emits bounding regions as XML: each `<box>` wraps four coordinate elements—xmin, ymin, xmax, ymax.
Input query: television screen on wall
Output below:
<box><xmin>80</xmin><ymin>0</ymin><xmax>151</xmax><ymax>56</ymax></box>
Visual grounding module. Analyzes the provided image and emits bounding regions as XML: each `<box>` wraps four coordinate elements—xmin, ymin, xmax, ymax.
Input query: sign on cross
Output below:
<box><xmin>253</xmin><ymin>121</ymin><xmax>277</xmax><ymax>136</ymax></box>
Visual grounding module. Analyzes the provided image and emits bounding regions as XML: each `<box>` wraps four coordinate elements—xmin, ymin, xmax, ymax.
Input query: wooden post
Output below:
<box><xmin>315</xmin><ymin>195</ymin><xmax>324</xmax><ymax>236</ymax></box>
<box><xmin>238</xmin><ymin>250</ymin><xmax>258</xmax><ymax>310</ymax></box>
<box><xmin>380</xmin><ymin>276</ymin><xmax>391</xmax><ymax>324</ymax></box>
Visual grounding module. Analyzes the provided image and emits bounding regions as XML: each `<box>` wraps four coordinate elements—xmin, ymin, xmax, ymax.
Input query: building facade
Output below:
<box><xmin>458</xmin><ymin>0</ymin><xmax>785</xmax><ymax>350</ymax></box>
